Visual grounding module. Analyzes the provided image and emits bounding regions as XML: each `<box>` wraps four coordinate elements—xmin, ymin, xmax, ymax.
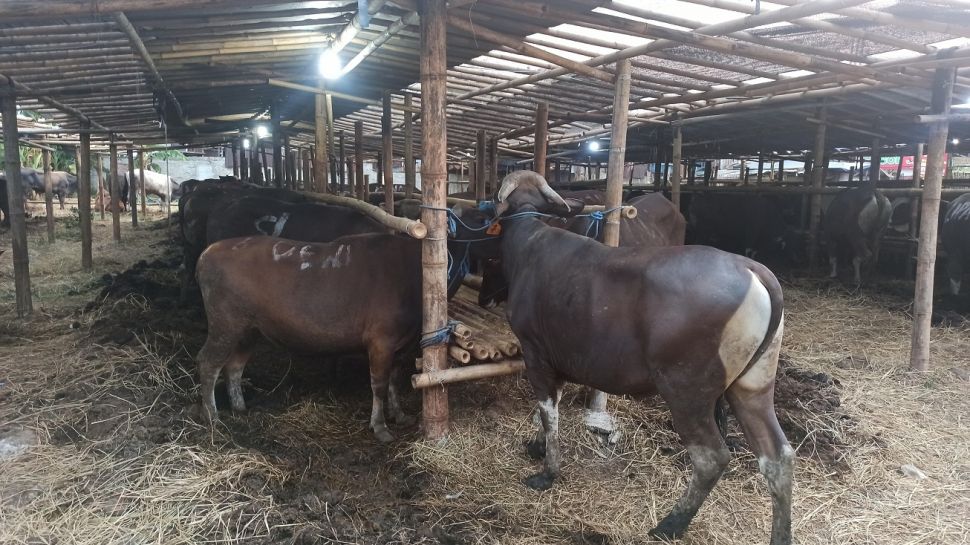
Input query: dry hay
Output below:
<box><xmin>1</xmin><ymin>216</ymin><xmax>968</xmax><ymax>545</ymax></box>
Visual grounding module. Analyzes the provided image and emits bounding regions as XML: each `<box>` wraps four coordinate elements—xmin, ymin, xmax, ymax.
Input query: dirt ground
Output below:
<box><xmin>0</xmin><ymin>209</ymin><xmax>967</xmax><ymax>545</ymax></box>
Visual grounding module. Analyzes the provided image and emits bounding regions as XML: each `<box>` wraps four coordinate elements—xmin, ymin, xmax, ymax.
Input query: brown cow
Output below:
<box><xmin>453</xmin><ymin>171</ymin><xmax>793</xmax><ymax>545</ymax></box>
<box><xmin>195</xmin><ymin>233</ymin><xmax>470</xmax><ymax>441</ymax></box>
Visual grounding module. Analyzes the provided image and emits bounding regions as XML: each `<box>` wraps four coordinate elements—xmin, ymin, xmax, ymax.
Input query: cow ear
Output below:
<box><xmin>549</xmin><ymin>197</ymin><xmax>586</xmax><ymax>217</ymax></box>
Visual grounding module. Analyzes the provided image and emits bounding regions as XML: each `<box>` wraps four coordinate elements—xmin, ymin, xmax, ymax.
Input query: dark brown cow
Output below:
<box><xmin>823</xmin><ymin>187</ymin><xmax>891</xmax><ymax>285</ymax></box>
<box><xmin>454</xmin><ymin>171</ymin><xmax>792</xmax><ymax>545</ymax></box>
<box><xmin>195</xmin><ymin>233</ymin><xmax>467</xmax><ymax>441</ymax></box>
<box><xmin>478</xmin><ymin>193</ymin><xmax>685</xmax><ymax>308</ymax></box>
<box><xmin>942</xmin><ymin>192</ymin><xmax>970</xmax><ymax>295</ymax></box>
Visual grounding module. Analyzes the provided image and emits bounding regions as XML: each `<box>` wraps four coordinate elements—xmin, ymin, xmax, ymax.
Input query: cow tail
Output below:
<box><xmin>740</xmin><ymin>260</ymin><xmax>785</xmax><ymax>377</ymax></box>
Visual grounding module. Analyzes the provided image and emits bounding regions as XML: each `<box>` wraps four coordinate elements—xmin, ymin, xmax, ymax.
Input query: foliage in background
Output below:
<box><xmin>0</xmin><ymin>143</ymin><xmax>81</xmax><ymax>173</ymax></box>
<box><xmin>144</xmin><ymin>149</ymin><xmax>187</xmax><ymax>173</ymax></box>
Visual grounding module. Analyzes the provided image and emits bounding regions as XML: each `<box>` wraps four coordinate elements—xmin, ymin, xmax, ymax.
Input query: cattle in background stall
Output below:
<box><xmin>478</xmin><ymin>192</ymin><xmax>686</xmax><ymax>308</ymax></box>
<box><xmin>942</xmin><ymin>193</ymin><xmax>970</xmax><ymax>295</ymax></box>
<box><xmin>17</xmin><ymin>168</ymin><xmax>78</xmax><ymax>209</ymax></box>
<box><xmin>123</xmin><ymin>169</ymin><xmax>180</xmax><ymax>206</ymax></box>
<box><xmin>0</xmin><ymin>178</ymin><xmax>10</xmax><ymax>226</ymax></box>
<box><xmin>823</xmin><ymin>187</ymin><xmax>891</xmax><ymax>285</ymax></box>
<box><xmin>688</xmin><ymin>193</ymin><xmax>801</xmax><ymax>265</ymax></box>
<box><xmin>195</xmin><ymin>232</ymin><xmax>470</xmax><ymax>441</ymax></box>
<box><xmin>454</xmin><ymin>171</ymin><xmax>792</xmax><ymax>545</ymax></box>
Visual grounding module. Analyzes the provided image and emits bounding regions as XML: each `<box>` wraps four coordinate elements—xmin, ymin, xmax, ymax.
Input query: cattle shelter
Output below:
<box><xmin>2</xmin><ymin>1</ymin><xmax>970</xmax><ymax>544</ymax></box>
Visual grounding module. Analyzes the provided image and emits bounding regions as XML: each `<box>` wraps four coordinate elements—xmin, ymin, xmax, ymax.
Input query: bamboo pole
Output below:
<box><xmin>475</xmin><ymin>130</ymin><xmax>487</xmax><ymax>202</ymax></box>
<box><xmin>271</xmin><ymin>104</ymin><xmax>282</xmax><ymax>187</ymax></box>
<box><xmin>487</xmin><ymin>136</ymin><xmax>498</xmax><ymax>196</ymax></box>
<box><xmin>807</xmin><ymin>106</ymin><xmax>827</xmax><ymax>268</ymax></box>
<box><xmin>109</xmin><ymin>140</ymin><xmax>121</xmax><ymax>242</ymax></box>
<box><xmin>909</xmin><ymin>143</ymin><xmax>924</xmax><ymax>240</ymax></box>
<box><xmin>869</xmin><ymin>137</ymin><xmax>881</xmax><ymax>185</ymax></box>
<box><xmin>354</xmin><ymin>121</ymin><xmax>365</xmax><ymax>200</ymax></box>
<box><xmin>413</xmin><ymin>360</ymin><xmax>525</xmax><ymax>389</ymax></box>
<box><xmin>533</xmin><ymin>102</ymin><xmax>548</xmax><ymax>178</ymax></box>
<box><xmin>383</xmin><ymin>91</ymin><xmax>395</xmax><ymax>215</ymax></box>
<box><xmin>419</xmin><ymin>0</ymin><xmax>450</xmax><ymax>440</ymax></box>
<box><xmin>301</xmin><ymin>192</ymin><xmax>427</xmax><ymax>238</ymax></box>
<box><xmin>338</xmin><ymin>130</ymin><xmax>346</xmax><ymax>191</ymax></box>
<box><xmin>326</xmin><ymin>93</ymin><xmax>336</xmax><ymax>190</ymax></box>
<box><xmin>403</xmin><ymin>92</ymin><xmax>416</xmax><ymax>199</ymax></box>
<box><xmin>1</xmin><ymin>87</ymin><xmax>32</xmax><ymax>316</ymax></box>
<box><xmin>95</xmin><ymin>154</ymin><xmax>105</xmax><ymax>219</ymax></box>
<box><xmin>671</xmin><ymin>121</ymin><xmax>683</xmax><ymax>208</ymax></box>
<box><xmin>139</xmin><ymin>150</ymin><xmax>147</xmax><ymax>215</ymax></box>
<box><xmin>78</xmin><ymin>134</ymin><xmax>92</xmax><ymax>270</ymax></box>
<box><xmin>231</xmin><ymin>140</ymin><xmax>239</xmax><ymax>179</ymax></box>
<box><xmin>314</xmin><ymin>79</ymin><xmax>328</xmax><ymax>193</ymax></box>
<box><xmin>911</xmin><ymin>68</ymin><xmax>954</xmax><ymax>373</ymax></box>
<box><xmin>127</xmin><ymin>145</ymin><xmax>137</xmax><ymax>227</ymax></box>
<box><xmin>43</xmin><ymin>148</ymin><xmax>55</xmax><ymax>243</ymax></box>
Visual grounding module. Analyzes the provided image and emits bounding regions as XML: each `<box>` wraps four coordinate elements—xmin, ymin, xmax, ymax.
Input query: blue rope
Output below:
<box><xmin>420</xmin><ymin>319</ymin><xmax>461</xmax><ymax>348</ymax></box>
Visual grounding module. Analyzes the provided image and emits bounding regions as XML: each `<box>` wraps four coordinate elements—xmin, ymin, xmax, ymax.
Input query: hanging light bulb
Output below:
<box><xmin>588</xmin><ymin>141</ymin><xmax>601</xmax><ymax>152</ymax></box>
<box><xmin>255</xmin><ymin>125</ymin><xmax>269</xmax><ymax>138</ymax></box>
<box><xmin>242</xmin><ymin>139</ymin><xmax>251</xmax><ymax>150</ymax></box>
<box><xmin>319</xmin><ymin>49</ymin><xmax>342</xmax><ymax>80</ymax></box>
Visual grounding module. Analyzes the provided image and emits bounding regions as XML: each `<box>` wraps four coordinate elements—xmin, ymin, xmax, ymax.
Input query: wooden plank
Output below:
<box><xmin>1</xmin><ymin>88</ymin><xmax>33</xmax><ymax>316</ymax></box>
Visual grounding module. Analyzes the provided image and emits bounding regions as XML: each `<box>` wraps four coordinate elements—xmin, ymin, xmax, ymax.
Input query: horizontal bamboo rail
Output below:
<box><xmin>412</xmin><ymin>359</ymin><xmax>526</xmax><ymax>389</ymax></box>
<box><xmin>300</xmin><ymin>192</ymin><xmax>428</xmax><ymax>238</ymax></box>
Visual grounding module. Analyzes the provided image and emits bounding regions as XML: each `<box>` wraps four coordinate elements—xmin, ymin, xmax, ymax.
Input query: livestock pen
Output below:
<box><xmin>2</xmin><ymin>1</ymin><xmax>970</xmax><ymax>544</ymax></box>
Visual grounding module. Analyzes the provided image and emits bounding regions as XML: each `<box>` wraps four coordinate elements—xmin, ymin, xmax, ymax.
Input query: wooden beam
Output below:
<box><xmin>0</xmin><ymin>0</ymin><xmax>296</xmax><ymax>18</ymax></box>
<box><xmin>127</xmin><ymin>145</ymin><xmax>137</xmax><ymax>227</ymax></box>
<box><xmin>671</xmin><ymin>121</ymin><xmax>683</xmax><ymax>208</ymax></box>
<box><xmin>2</xmin><ymin>85</ymin><xmax>33</xmax><ymax>316</ymax></box>
<box><xmin>419</xmin><ymin>0</ymin><xmax>450</xmax><ymax>440</ymax></box>
<box><xmin>78</xmin><ymin>129</ymin><xmax>93</xmax><ymax>269</ymax></box>
<box><xmin>266</xmin><ymin>78</ymin><xmax>381</xmax><ymax>106</ymax></box>
<box><xmin>342</xmin><ymin>10</ymin><xmax>418</xmax><ymax>77</ymax></box>
<box><xmin>331</xmin><ymin>0</ymin><xmax>387</xmax><ymax>54</ymax></box>
<box><xmin>807</xmin><ymin>106</ymin><xmax>827</xmax><ymax>269</ymax></box>
<box><xmin>534</xmin><ymin>102</ymin><xmax>548</xmax><ymax>177</ymax></box>
<box><xmin>911</xmin><ymin>67</ymin><xmax>955</xmax><ymax>372</ymax></box>
<box><xmin>383</xmin><ymin>90</ymin><xmax>394</xmax><ymax>214</ymax></box>
<box><xmin>475</xmin><ymin>129</ymin><xmax>487</xmax><ymax>201</ymax></box>
<box><xmin>314</xmin><ymin>79</ymin><xmax>328</xmax><ymax>192</ymax></box>
<box><xmin>355</xmin><ymin>120</ymin><xmax>365</xmax><ymax>200</ymax></box>
<box><xmin>109</xmin><ymin>140</ymin><xmax>121</xmax><ymax>241</ymax></box>
<box><xmin>404</xmin><ymin>91</ymin><xmax>416</xmax><ymax>198</ymax></box>
<box><xmin>446</xmin><ymin>14</ymin><xmax>612</xmax><ymax>83</ymax></box>
<box><xmin>43</xmin><ymin>148</ymin><xmax>55</xmax><ymax>243</ymax></box>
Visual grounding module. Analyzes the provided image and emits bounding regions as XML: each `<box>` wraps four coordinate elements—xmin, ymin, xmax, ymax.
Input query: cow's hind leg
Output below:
<box><xmin>366</xmin><ymin>343</ymin><xmax>396</xmax><ymax>443</ymax></box>
<box><xmin>196</xmin><ymin>331</ymin><xmax>244</xmax><ymax>424</ymax></box>
<box><xmin>726</xmin><ymin>322</ymin><xmax>793</xmax><ymax>545</ymax></box>
<box><xmin>223</xmin><ymin>337</ymin><xmax>255</xmax><ymax>413</ymax></box>
<box><xmin>387</xmin><ymin>361</ymin><xmax>414</xmax><ymax>426</ymax></box>
<box><xmin>649</xmin><ymin>398</ymin><xmax>730</xmax><ymax>541</ymax></box>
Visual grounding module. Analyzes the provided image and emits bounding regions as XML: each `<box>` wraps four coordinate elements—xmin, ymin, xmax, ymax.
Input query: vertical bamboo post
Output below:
<box><xmin>419</xmin><ymin>0</ymin><xmax>450</xmax><ymax>440</ymax></box>
<box><xmin>271</xmin><ymin>104</ymin><xmax>282</xmax><ymax>187</ymax></box>
<box><xmin>127</xmin><ymin>146</ymin><xmax>137</xmax><ymax>227</ymax></box>
<box><xmin>282</xmin><ymin>134</ymin><xmax>291</xmax><ymax>189</ymax></box>
<box><xmin>404</xmin><ymin>92</ymin><xmax>416</xmax><ymax>199</ymax></box>
<box><xmin>869</xmin><ymin>138</ymin><xmax>881</xmax><ymax>185</ymax></box>
<box><xmin>534</xmin><ymin>102</ymin><xmax>548</xmax><ymax>177</ymax></box>
<box><xmin>239</xmin><ymin>140</ymin><xmax>249</xmax><ymax>182</ymax></box>
<box><xmin>894</xmin><ymin>154</ymin><xmax>903</xmax><ymax>181</ymax></box>
<box><xmin>354</xmin><ymin>121</ymin><xmax>364</xmax><ymax>200</ymax></box>
<box><xmin>807</xmin><ymin>106</ymin><xmax>827</xmax><ymax>268</ymax></box>
<box><xmin>911</xmin><ymin>68</ymin><xmax>954</xmax><ymax>373</ymax></box>
<box><xmin>687</xmin><ymin>158</ymin><xmax>696</xmax><ymax>185</ymax></box>
<box><xmin>777</xmin><ymin>158</ymin><xmax>785</xmax><ymax>182</ymax></box>
<box><xmin>909</xmin><ymin>143</ymin><xmax>925</xmax><ymax>239</ymax></box>
<box><xmin>139</xmin><ymin>150</ymin><xmax>147</xmax><ymax>214</ymax></box>
<box><xmin>303</xmin><ymin>148</ymin><xmax>312</xmax><ymax>190</ymax></box>
<box><xmin>314</xmin><ymin>80</ymin><xmax>328</xmax><ymax>193</ymax></box>
<box><xmin>704</xmin><ymin>160</ymin><xmax>712</xmax><ymax>185</ymax></box>
<box><xmin>2</xmin><ymin>87</ymin><xmax>32</xmax><ymax>316</ymax></box>
<box><xmin>43</xmin><ymin>149</ymin><xmax>55</xmax><ymax>243</ymax></box>
<box><xmin>262</xmin><ymin>140</ymin><xmax>271</xmax><ymax>184</ymax></box>
<box><xmin>475</xmin><ymin>130</ymin><xmax>487</xmax><ymax>202</ymax></box>
<box><xmin>95</xmin><ymin>154</ymin><xmax>105</xmax><ymax>219</ymax></box>
<box><xmin>231</xmin><ymin>140</ymin><xmax>239</xmax><ymax>179</ymax></box>
<box><xmin>109</xmin><ymin>139</ymin><xmax>121</xmax><ymax>241</ymax></box>
<box><xmin>339</xmin><ymin>130</ymin><xmax>347</xmax><ymax>192</ymax></box>
<box><xmin>670</xmin><ymin>121</ymin><xmax>683</xmax><ymax>208</ymax></box>
<box><xmin>757</xmin><ymin>153</ymin><xmax>765</xmax><ymax>182</ymax></box>
<box><xmin>326</xmin><ymin>93</ymin><xmax>336</xmax><ymax>190</ymax></box>
<box><xmin>587</xmin><ymin>57</ymin><xmax>631</xmax><ymax>430</ymax></box>
<box><xmin>487</xmin><ymin>136</ymin><xmax>498</xmax><ymax>195</ymax></box>
<box><xmin>383</xmin><ymin>91</ymin><xmax>395</xmax><ymax>215</ymax></box>
<box><xmin>377</xmin><ymin>152</ymin><xmax>384</xmax><ymax>187</ymax></box>
<box><xmin>78</xmin><ymin>134</ymin><xmax>92</xmax><ymax>270</ymax></box>
<box><xmin>653</xmin><ymin>146</ymin><xmax>662</xmax><ymax>190</ymax></box>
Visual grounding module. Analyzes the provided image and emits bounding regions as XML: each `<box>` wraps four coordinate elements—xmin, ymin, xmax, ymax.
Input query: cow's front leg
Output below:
<box><xmin>524</xmin><ymin>390</ymin><xmax>562</xmax><ymax>491</ymax></box>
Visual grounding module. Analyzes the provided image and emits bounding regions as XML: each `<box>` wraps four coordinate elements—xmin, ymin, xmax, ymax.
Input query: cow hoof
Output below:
<box><xmin>525</xmin><ymin>438</ymin><xmax>546</xmax><ymax>460</ymax></box>
<box><xmin>649</xmin><ymin>513</ymin><xmax>691</xmax><ymax>541</ymax></box>
<box><xmin>584</xmin><ymin>409</ymin><xmax>615</xmax><ymax>436</ymax></box>
<box><xmin>392</xmin><ymin>413</ymin><xmax>416</xmax><ymax>427</ymax></box>
<box><xmin>373</xmin><ymin>428</ymin><xmax>395</xmax><ymax>443</ymax></box>
<box><xmin>523</xmin><ymin>471</ymin><xmax>555</xmax><ymax>491</ymax></box>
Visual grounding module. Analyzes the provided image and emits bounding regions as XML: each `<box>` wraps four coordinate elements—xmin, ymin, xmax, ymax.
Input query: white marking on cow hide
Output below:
<box><xmin>321</xmin><ymin>244</ymin><xmax>351</xmax><ymax>268</ymax></box>
<box><xmin>254</xmin><ymin>212</ymin><xmax>290</xmax><ymax>236</ymax></box>
<box><xmin>272</xmin><ymin>241</ymin><xmax>297</xmax><ymax>262</ymax></box>
<box><xmin>299</xmin><ymin>245</ymin><xmax>315</xmax><ymax>270</ymax></box>
<box><xmin>951</xmin><ymin>278</ymin><xmax>962</xmax><ymax>296</ymax></box>
<box><xmin>857</xmin><ymin>196</ymin><xmax>879</xmax><ymax>233</ymax></box>
<box><xmin>232</xmin><ymin>237</ymin><xmax>254</xmax><ymax>250</ymax></box>
<box><xmin>946</xmin><ymin>200</ymin><xmax>970</xmax><ymax>222</ymax></box>
<box><xmin>719</xmin><ymin>270</ymin><xmax>772</xmax><ymax>388</ymax></box>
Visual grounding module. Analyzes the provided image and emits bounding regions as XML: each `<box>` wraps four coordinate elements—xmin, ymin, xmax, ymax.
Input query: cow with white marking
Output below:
<box><xmin>942</xmin><ymin>192</ymin><xmax>970</xmax><ymax>295</ymax></box>
<box><xmin>452</xmin><ymin>171</ymin><xmax>793</xmax><ymax>545</ymax></box>
<box><xmin>823</xmin><ymin>187</ymin><xmax>891</xmax><ymax>285</ymax></box>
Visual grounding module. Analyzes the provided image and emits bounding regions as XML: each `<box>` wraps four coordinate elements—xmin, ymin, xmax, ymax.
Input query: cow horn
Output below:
<box><xmin>535</xmin><ymin>175</ymin><xmax>570</xmax><ymax>211</ymax></box>
<box><xmin>496</xmin><ymin>170</ymin><xmax>570</xmax><ymax>211</ymax></box>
